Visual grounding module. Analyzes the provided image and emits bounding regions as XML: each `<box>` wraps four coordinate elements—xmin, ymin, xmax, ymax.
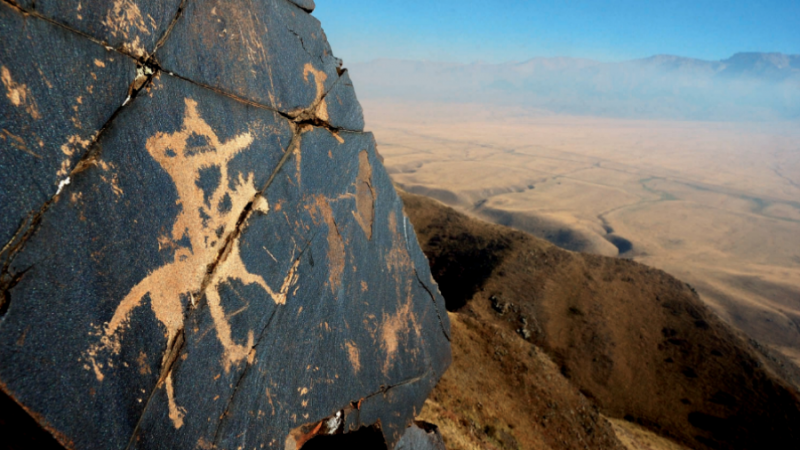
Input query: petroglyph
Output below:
<box><xmin>303</xmin><ymin>64</ymin><xmax>327</xmax><ymax>107</ymax></box>
<box><xmin>165</xmin><ymin>372</ymin><xmax>185</xmax><ymax>428</ymax></box>
<box><xmin>381</xmin><ymin>212</ymin><xmax>420</xmax><ymax>375</ymax></box>
<box><xmin>84</xmin><ymin>98</ymin><xmax>299</xmax><ymax>428</ymax></box>
<box><xmin>1</xmin><ymin>129</ymin><xmax>40</xmax><ymax>159</ymax></box>
<box><xmin>96</xmin><ymin>160</ymin><xmax>123</xmax><ymax>197</ymax></box>
<box><xmin>58</xmin><ymin>135</ymin><xmax>92</xmax><ymax>177</ymax></box>
<box><xmin>0</xmin><ymin>4</ymin><xmax>452</xmax><ymax>447</ymax></box>
<box><xmin>346</xmin><ymin>341</ymin><xmax>360</xmax><ymax>373</ymax></box>
<box><xmin>2</xmin><ymin>66</ymin><xmax>41</xmax><ymax>119</ymax></box>
<box><xmin>381</xmin><ymin>291</ymin><xmax>420</xmax><ymax>377</ymax></box>
<box><xmin>295</xmin><ymin>63</ymin><xmax>328</xmax><ymax>121</ymax></box>
<box><xmin>314</xmin><ymin>196</ymin><xmax>345</xmax><ymax>293</ymax></box>
<box><xmin>353</xmin><ymin>150</ymin><xmax>375</xmax><ymax>239</ymax></box>
<box><xmin>103</xmin><ymin>1</ymin><xmax>154</xmax><ymax>36</ymax></box>
<box><xmin>101</xmin><ymin>0</ymin><xmax>156</xmax><ymax>57</ymax></box>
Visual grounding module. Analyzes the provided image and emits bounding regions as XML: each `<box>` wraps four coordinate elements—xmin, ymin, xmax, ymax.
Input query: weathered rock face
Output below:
<box><xmin>0</xmin><ymin>2</ymin><xmax>451</xmax><ymax>449</ymax></box>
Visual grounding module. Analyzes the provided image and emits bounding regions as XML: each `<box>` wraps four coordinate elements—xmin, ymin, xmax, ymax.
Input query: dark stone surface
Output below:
<box><xmin>323</xmin><ymin>70</ymin><xmax>366</xmax><ymax>131</ymax></box>
<box><xmin>287</xmin><ymin>0</ymin><xmax>316</xmax><ymax>12</ymax></box>
<box><xmin>126</xmin><ymin>124</ymin><xmax>450</xmax><ymax>450</ymax></box>
<box><xmin>155</xmin><ymin>0</ymin><xmax>355</xmax><ymax>119</ymax></box>
<box><xmin>0</xmin><ymin>2</ymin><xmax>135</xmax><ymax>259</ymax></box>
<box><xmin>18</xmin><ymin>0</ymin><xmax>183</xmax><ymax>59</ymax></box>
<box><xmin>1</xmin><ymin>71</ymin><xmax>295</xmax><ymax>450</ymax></box>
<box><xmin>0</xmin><ymin>2</ymin><xmax>450</xmax><ymax>449</ymax></box>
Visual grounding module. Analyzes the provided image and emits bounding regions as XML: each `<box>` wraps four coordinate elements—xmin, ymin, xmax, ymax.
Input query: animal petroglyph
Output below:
<box><xmin>85</xmin><ymin>98</ymin><xmax>299</xmax><ymax>428</ymax></box>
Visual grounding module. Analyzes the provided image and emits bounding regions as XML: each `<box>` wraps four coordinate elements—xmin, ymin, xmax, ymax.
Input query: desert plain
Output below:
<box><xmin>364</xmin><ymin>100</ymin><xmax>800</xmax><ymax>366</ymax></box>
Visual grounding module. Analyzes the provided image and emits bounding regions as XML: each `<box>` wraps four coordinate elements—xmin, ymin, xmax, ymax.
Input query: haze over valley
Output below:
<box><xmin>346</xmin><ymin>53</ymin><xmax>800</xmax><ymax>367</ymax></box>
<box><xmin>350</xmin><ymin>54</ymin><xmax>800</xmax><ymax>122</ymax></box>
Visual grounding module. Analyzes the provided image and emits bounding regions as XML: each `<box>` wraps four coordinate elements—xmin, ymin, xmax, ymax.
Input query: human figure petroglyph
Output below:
<box><xmin>85</xmin><ymin>98</ymin><xmax>299</xmax><ymax>428</ymax></box>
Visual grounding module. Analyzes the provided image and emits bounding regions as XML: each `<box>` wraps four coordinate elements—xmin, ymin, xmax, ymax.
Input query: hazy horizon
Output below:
<box><xmin>351</xmin><ymin>51</ymin><xmax>800</xmax><ymax>65</ymax></box>
<box><xmin>315</xmin><ymin>1</ymin><xmax>800</xmax><ymax>123</ymax></box>
<box><xmin>344</xmin><ymin>52</ymin><xmax>800</xmax><ymax>123</ymax></box>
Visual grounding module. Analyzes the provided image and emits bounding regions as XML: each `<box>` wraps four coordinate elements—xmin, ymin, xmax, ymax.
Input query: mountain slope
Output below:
<box><xmin>401</xmin><ymin>190</ymin><xmax>800</xmax><ymax>450</ymax></box>
<box><xmin>418</xmin><ymin>306</ymin><xmax>626</xmax><ymax>450</ymax></box>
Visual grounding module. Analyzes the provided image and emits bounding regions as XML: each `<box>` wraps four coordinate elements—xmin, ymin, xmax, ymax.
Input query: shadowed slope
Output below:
<box><xmin>401</xmin><ymin>190</ymin><xmax>800</xmax><ymax>450</ymax></box>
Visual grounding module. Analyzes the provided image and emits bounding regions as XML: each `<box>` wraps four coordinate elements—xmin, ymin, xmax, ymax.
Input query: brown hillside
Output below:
<box><xmin>418</xmin><ymin>309</ymin><xmax>626</xmax><ymax>450</ymax></box>
<box><xmin>400</xmin><ymin>190</ymin><xmax>800</xmax><ymax>450</ymax></box>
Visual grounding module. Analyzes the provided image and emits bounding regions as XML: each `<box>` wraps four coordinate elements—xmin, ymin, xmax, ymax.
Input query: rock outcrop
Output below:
<box><xmin>0</xmin><ymin>1</ymin><xmax>450</xmax><ymax>449</ymax></box>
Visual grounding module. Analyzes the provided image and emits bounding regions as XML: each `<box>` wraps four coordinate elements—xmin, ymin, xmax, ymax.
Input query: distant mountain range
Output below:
<box><xmin>348</xmin><ymin>53</ymin><xmax>800</xmax><ymax>121</ymax></box>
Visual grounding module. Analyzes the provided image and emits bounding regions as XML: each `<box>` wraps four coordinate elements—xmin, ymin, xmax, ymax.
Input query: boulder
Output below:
<box><xmin>0</xmin><ymin>2</ymin><xmax>450</xmax><ymax>449</ymax></box>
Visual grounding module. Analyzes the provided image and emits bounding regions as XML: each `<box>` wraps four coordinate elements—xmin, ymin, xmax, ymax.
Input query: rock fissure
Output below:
<box><xmin>197</xmin><ymin>130</ymin><xmax>302</xmax><ymax>304</ymax></box>
<box><xmin>1</xmin><ymin>0</ymin><xmax>21</xmax><ymax>12</ymax></box>
<box><xmin>0</xmin><ymin>215</ymin><xmax>28</xmax><ymax>259</ymax></box>
<box><xmin>1</xmin><ymin>213</ymin><xmax>38</xmax><ymax>282</ymax></box>
<box><xmin>209</xmin><ymin>305</ymin><xmax>281</xmax><ymax>447</ymax></box>
<box><xmin>413</xmin><ymin>269</ymin><xmax>451</xmax><ymax>342</ymax></box>
<box><xmin>210</xmin><ymin>366</ymin><xmax>253</xmax><ymax>447</ymax></box>
<box><xmin>285</xmin><ymin>0</ymin><xmax>315</xmax><ymax>14</ymax></box>
<box><xmin>124</xmin><ymin>125</ymin><xmax>304</xmax><ymax>448</ymax></box>
<box><xmin>284</xmin><ymin>22</ymin><xmax>325</xmax><ymax>67</ymax></box>
<box><xmin>368</xmin><ymin>371</ymin><xmax>430</xmax><ymax>400</ymax></box>
<box><xmin>208</xmin><ymin>237</ymin><xmax>312</xmax><ymax>449</ymax></box>
<box><xmin>286</xmin><ymin>27</ymin><xmax>314</xmax><ymax>62</ymax></box>
<box><xmin>0</xmin><ymin>68</ymin><xmax>156</xmax><ymax>286</ymax></box>
<box><xmin>148</xmin><ymin>0</ymin><xmax>189</xmax><ymax>58</ymax></box>
<box><xmin>2</xmin><ymin>0</ymin><xmax>151</xmax><ymax>63</ymax></box>
<box><xmin>2</xmin><ymin>0</ymin><xmax>349</xmax><ymax>135</ymax></box>
<box><xmin>153</xmin><ymin>65</ymin><xmax>360</xmax><ymax>135</ymax></box>
<box><xmin>3</xmin><ymin>0</ymin><xmax>360</xmax><ymax>135</ymax></box>
<box><xmin>0</xmin><ymin>209</ymin><xmax>61</xmax><ymax>312</ymax></box>
<box><xmin>0</xmin><ymin>265</ymin><xmax>30</xmax><ymax>319</ymax></box>
<box><xmin>289</xmin><ymin>71</ymin><xmax>364</xmax><ymax>133</ymax></box>
<box><xmin>122</xmin><ymin>330</ymin><xmax>187</xmax><ymax>450</ymax></box>
<box><xmin>70</xmin><ymin>67</ymin><xmax>155</xmax><ymax>174</ymax></box>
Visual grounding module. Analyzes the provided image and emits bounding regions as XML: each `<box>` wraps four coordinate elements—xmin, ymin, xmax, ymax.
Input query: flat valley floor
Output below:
<box><xmin>364</xmin><ymin>100</ymin><xmax>800</xmax><ymax>367</ymax></box>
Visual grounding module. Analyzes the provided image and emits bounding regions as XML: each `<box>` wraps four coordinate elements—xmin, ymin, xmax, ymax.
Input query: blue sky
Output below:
<box><xmin>314</xmin><ymin>0</ymin><xmax>800</xmax><ymax>64</ymax></box>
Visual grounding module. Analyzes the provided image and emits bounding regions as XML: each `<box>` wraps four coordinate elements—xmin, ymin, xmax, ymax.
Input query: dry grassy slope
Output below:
<box><xmin>400</xmin><ymin>190</ymin><xmax>800</xmax><ymax>450</ymax></box>
<box><xmin>417</xmin><ymin>311</ymin><xmax>626</xmax><ymax>450</ymax></box>
<box><xmin>608</xmin><ymin>419</ymin><xmax>693</xmax><ymax>450</ymax></box>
